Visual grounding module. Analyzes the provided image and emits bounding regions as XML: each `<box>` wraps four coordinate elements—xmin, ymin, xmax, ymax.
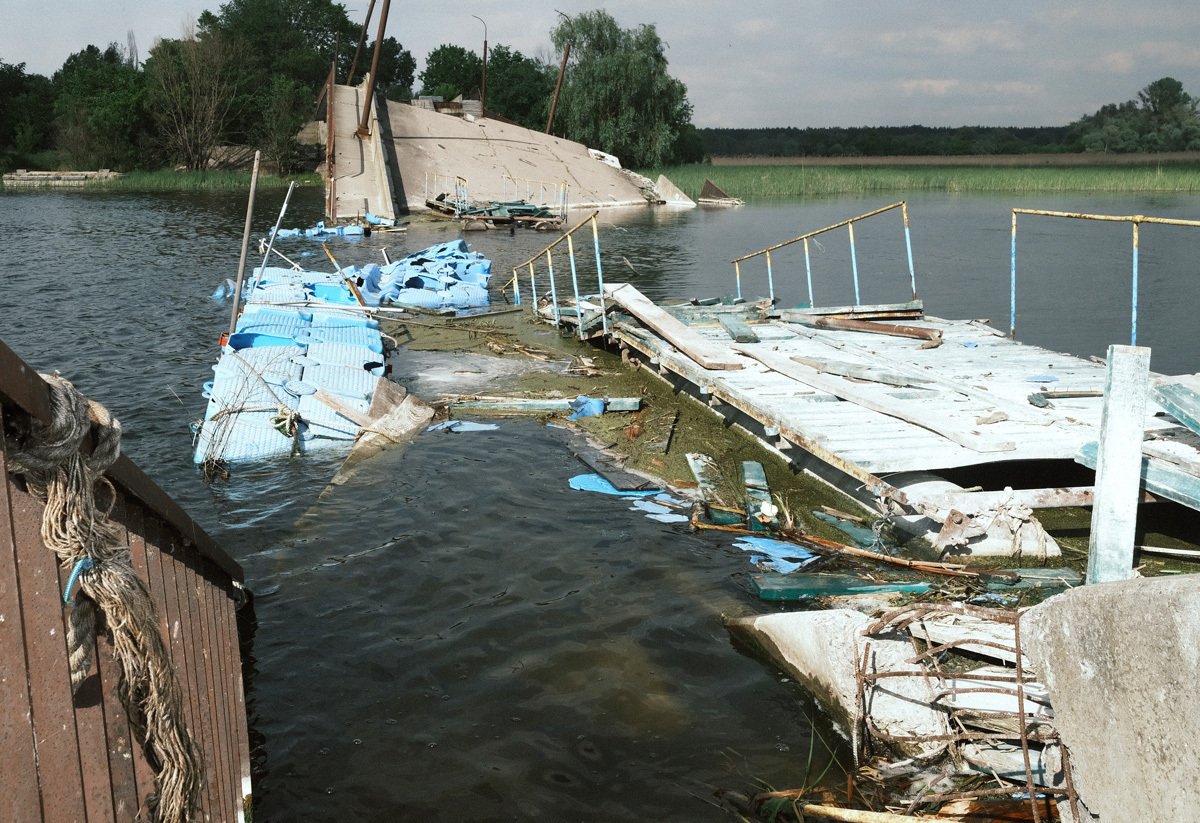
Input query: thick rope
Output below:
<box><xmin>9</xmin><ymin>373</ymin><xmax>202</xmax><ymax>823</ymax></box>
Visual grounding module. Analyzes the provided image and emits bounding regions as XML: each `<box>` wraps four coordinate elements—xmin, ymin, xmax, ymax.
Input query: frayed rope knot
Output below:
<box><xmin>9</xmin><ymin>372</ymin><xmax>201</xmax><ymax>823</ymax></box>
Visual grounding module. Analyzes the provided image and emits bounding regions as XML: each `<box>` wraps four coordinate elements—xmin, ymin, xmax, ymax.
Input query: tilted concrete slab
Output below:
<box><xmin>1022</xmin><ymin>576</ymin><xmax>1200</xmax><ymax>822</ymax></box>
<box><xmin>328</xmin><ymin>82</ymin><xmax>397</xmax><ymax>221</ymax></box>
<box><xmin>382</xmin><ymin>101</ymin><xmax>653</xmax><ymax>212</ymax></box>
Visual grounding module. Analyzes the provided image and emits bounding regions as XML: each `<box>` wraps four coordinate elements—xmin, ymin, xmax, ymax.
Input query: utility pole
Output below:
<box><xmin>472</xmin><ymin>15</ymin><xmax>487</xmax><ymax>115</ymax></box>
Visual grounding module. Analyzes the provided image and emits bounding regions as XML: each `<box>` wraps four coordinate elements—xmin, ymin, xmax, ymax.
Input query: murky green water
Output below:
<box><xmin>2</xmin><ymin>186</ymin><xmax>1196</xmax><ymax>819</ymax></box>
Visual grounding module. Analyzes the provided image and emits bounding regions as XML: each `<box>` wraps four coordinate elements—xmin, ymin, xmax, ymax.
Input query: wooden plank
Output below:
<box><xmin>123</xmin><ymin>504</ymin><xmax>160</xmax><ymax>808</ymax></box>
<box><xmin>718</xmin><ymin>314</ymin><xmax>760</xmax><ymax>343</ymax></box>
<box><xmin>741</xmin><ymin>461</ymin><xmax>776</xmax><ymax>532</ymax></box>
<box><xmin>604</xmin><ymin>283</ymin><xmax>744</xmax><ymax>370</ymax></box>
<box><xmin>572</xmin><ymin>443</ymin><xmax>657</xmax><ymax>491</ymax></box>
<box><xmin>1153</xmin><ymin>374</ymin><xmax>1200</xmax><ymax>436</ymax></box>
<box><xmin>732</xmin><ymin>344</ymin><xmax>1016</xmax><ymax>453</ymax></box>
<box><xmin>1079</xmin><ymin>441</ymin><xmax>1200</xmax><ymax>512</ymax></box>
<box><xmin>790</xmin><ymin>355</ymin><xmax>933</xmax><ymax>388</ymax></box>
<box><xmin>1086</xmin><ymin>345</ymin><xmax>1151</xmax><ymax>584</ymax></box>
<box><xmin>753</xmin><ymin>573</ymin><xmax>933</xmax><ymax>601</ymax></box>
<box><xmin>313</xmin><ymin>388</ymin><xmax>372</xmax><ymax>428</ymax></box>
<box><xmin>777</xmin><ymin>299</ymin><xmax>924</xmax><ymax>320</ymax></box>
<box><xmin>788</xmin><ymin>315</ymin><xmax>942</xmax><ymax>342</ymax></box>
<box><xmin>9</xmin><ymin>470</ymin><xmax>88</xmax><ymax>820</ymax></box>
<box><xmin>0</xmin><ymin>407</ymin><xmax>43</xmax><ymax>822</ymax></box>
<box><xmin>198</xmin><ymin>573</ymin><xmax>233</xmax><ymax>819</ymax></box>
<box><xmin>449</xmin><ymin>396</ymin><xmax>642</xmax><ymax>413</ymax></box>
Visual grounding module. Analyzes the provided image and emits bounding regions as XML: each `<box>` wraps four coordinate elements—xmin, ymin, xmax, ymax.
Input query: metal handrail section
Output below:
<box><xmin>509</xmin><ymin>210</ymin><xmax>606</xmax><ymax>339</ymax></box>
<box><xmin>500</xmin><ymin>175</ymin><xmax>570</xmax><ymax>215</ymax></box>
<box><xmin>1010</xmin><ymin>208</ymin><xmax>1200</xmax><ymax>344</ymax></box>
<box><xmin>729</xmin><ymin>200</ymin><xmax>916</xmax><ymax>306</ymax></box>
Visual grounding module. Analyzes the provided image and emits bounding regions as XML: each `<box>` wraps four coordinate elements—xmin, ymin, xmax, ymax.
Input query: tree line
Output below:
<box><xmin>4</xmin><ymin>3</ymin><xmax>1196</xmax><ymax>176</ymax></box>
<box><xmin>700</xmin><ymin>78</ymin><xmax>1200</xmax><ymax>158</ymax></box>
<box><xmin>0</xmin><ymin>4</ymin><xmax>700</xmax><ymax>175</ymax></box>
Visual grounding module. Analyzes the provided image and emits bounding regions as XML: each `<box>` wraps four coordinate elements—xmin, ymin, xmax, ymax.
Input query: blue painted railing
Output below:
<box><xmin>1010</xmin><ymin>208</ymin><xmax>1200</xmax><ymax>345</ymax></box>
<box><xmin>729</xmin><ymin>200</ymin><xmax>917</xmax><ymax>306</ymax></box>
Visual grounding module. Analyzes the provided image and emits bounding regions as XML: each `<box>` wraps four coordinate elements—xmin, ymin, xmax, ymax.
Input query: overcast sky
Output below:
<box><xmin>4</xmin><ymin>1</ymin><xmax>1200</xmax><ymax>129</ymax></box>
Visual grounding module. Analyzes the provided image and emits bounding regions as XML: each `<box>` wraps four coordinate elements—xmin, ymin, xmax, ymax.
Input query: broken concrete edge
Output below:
<box><xmin>1021</xmin><ymin>575</ymin><xmax>1200</xmax><ymax>823</ymax></box>
<box><xmin>724</xmin><ymin>610</ymin><xmax>951</xmax><ymax>760</ymax></box>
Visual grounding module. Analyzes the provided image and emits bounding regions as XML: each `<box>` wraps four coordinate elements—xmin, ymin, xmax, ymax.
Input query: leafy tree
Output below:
<box><xmin>52</xmin><ymin>44</ymin><xmax>148</xmax><ymax>169</ymax></box>
<box><xmin>482</xmin><ymin>45</ymin><xmax>553</xmax><ymax>128</ymax></box>
<box><xmin>145</xmin><ymin>33</ymin><xmax>244</xmax><ymax>170</ymax></box>
<box><xmin>418</xmin><ymin>44</ymin><xmax>481</xmax><ymax>100</ymax></box>
<box><xmin>0</xmin><ymin>61</ymin><xmax>54</xmax><ymax>169</ymax></box>
<box><xmin>375</xmin><ymin>36</ymin><xmax>417</xmax><ymax>100</ymax></box>
<box><xmin>254</xmin><ymin>75</ymin><xmax>310</xmax><ymax>172</ymax></box>
<box><xmin>550</xmin><ymin>10</ymin><xmax>694</xmax><ymax>167</ymax></box>
<box><xmin>1074</xmin><ymin>77</ymin><xmax>1200</xmax><ymax>152</ymax></box>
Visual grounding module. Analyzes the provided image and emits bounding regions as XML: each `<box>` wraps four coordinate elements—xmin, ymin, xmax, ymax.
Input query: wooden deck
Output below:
<box><xmin>547</xmin><ymin>285</ymin><xmax>1196</xmax><ymax>556</ymax></box>
<box><xmin>0</xmin><ymin>340</ymin><xmax>251</xmax><ymax>822</ymax></box>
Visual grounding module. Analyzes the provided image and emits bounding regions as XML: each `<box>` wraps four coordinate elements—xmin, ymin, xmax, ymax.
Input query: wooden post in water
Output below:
<box><xmin>1086</xmin><ymin>344</ymin><xmax>1151</xmax><ymax>584</ymax></box>
<box><xmin>227</xmin><ymin>150</ymin><xmax>261</xmax><ymax>337</ymax></box>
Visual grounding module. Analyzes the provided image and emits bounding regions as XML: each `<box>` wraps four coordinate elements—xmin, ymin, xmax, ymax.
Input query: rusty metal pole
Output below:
<box><xmin>472</xmin><ymin>15</ymin><xmax>487</xmax><ymax>114</ymax></box>
<box><xmin>227</xmin><ymin>151</ymin><xmax>261</xmax><ymax>338</ymax></box>
<box><xmin>347</xmin><ymin>0</ymin><xmax>377</xmax><ymax>86</ymax></box>
<box><xmin>546</xmin><ymin>42</ymin><xmax>570</xmax><ymax>133</ymax></box>
<box><xmin>356</xmin><ymin>0</ymin><xmax>391</xmax><ymax>137</ymax></box>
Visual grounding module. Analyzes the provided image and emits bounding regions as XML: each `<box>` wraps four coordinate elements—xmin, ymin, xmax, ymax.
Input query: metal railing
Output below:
<box><xmin>500</xmin><ymin>176</ymin><xmax>570</xmax><ymax>219</ymax></box>
<box><xmin>507</xmin><ymin>210</ymin><xmax>606</xmax><ymax>339</ymax></box>
<box><xmin>730</xmin><ymin>200</ymin><xmax>917</xmax><ymax>306</ymax></box>
<box><xmin>1010</xmin><ymin>208</ymin><xmax>1200</xmax><ymax>344</ymax></box>
<box><xmin>423</xmin><ymin>172</ymin><xmax>471</xmax><ymax>215</ymax></box>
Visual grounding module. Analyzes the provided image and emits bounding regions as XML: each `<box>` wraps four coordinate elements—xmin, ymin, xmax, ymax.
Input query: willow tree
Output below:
<box><xmin>550</xmin><ymin>10</ymin><xmax>693</xmax><ymax>168</ymax></box>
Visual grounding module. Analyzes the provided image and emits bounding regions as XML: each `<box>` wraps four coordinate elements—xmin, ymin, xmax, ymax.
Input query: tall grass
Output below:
<box><xmin>644</xmin><ymin>163</ymin><xmax>1200</xmax><ymax>199</ymax></box>
<box><xmin>88</xmin><ymin>169</ymin><xmax>321</xmax><ymax>192</ymax></box>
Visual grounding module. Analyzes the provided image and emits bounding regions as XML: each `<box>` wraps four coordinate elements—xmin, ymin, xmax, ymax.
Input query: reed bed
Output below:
<box><xmin>646</xmin><ymin>163</ymin><xmax>1200</xmax><ymax>199</ymax></box>
<box><xmin>89</xmin><ymin>169</ymin><xmax>321</xmax><ymax>192</ymax></box>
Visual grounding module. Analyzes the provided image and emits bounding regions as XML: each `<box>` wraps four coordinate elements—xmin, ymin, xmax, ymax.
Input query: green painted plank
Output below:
<box><xmin>1078</xmin><ymin>440</ymin><xmax>1200</xmax><ymax>511</ymax></box>
<box><xmin>752</xmin><ymin>574</ymin><xmax>933</xmax><ymax>601</ymax></box>
<box><xmin>1154</xmin><ymin>378</ymin><xmax>1200</xmax><ymax>436</ymax></box>
<box><xmin>741</xmin><ymin>460</ymin><xmax>776</xmax><ymax>532</ymax></box>
<box><xmin>718</xmin><ymin>314</ymin><xmax>760</xmax><ymax>343</ymax></box>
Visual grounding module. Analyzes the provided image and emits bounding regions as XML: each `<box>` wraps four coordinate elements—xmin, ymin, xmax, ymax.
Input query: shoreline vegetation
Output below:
<box><xmin>1</xmin><ymin>169</ymin><xmax>321</xmax><ymax>193</ymax></box>
<box><xmin>645</xmin><ymin>156</ymin><xmax>1200</xmax><ymax>199</ymax></box>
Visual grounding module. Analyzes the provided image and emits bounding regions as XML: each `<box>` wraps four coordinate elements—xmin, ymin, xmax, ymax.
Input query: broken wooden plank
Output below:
<box><xmin>732</xmin><ymin>344</ymin><xmax>1016</xmax><ymax>453</ymax></box>
<box><xmin>313</xmin><ymin>388</ymin><xmax>372</xmax><ymax>427</ymax></box>
<box><xmin>742</xmin><ymin>461</ymin><xmax>777</xmax><ymax>532</ymax></box>
<box><xmin>1154</xmin><ymin>374</ymin><xmax>1200</xmax><ymax>436</ymax></box>
<box><xmin>718</xmin><ymin>314</ymin><xmax>760</xmax><ymax>343</ymax></box>
<box><xmin>341</xmin><ymin>378</ymin><xmax>435</xmax><ymax>471</ymax></box>
<box><xmin>788</xmin><ymin>315</ymin><xmax>943</xmax><ymax>342</ymax></box>
<box><xmin>777</xmin><ymin>299</ymin><xmax>924</xmax><ymax>321</ymax></box>
<box><xmin>604</xmin><ymin>283</ymin><xmax>744</xmax><ymax>370</ymax></box>
<box><xmin>573</xmin><ymin>444</ymin><xmax>657</xmax><ymax>491</ymax></box>
<box><xmin>790</xmin><ymin>355</ymin><xmax>934</xmax><ymax>388</ymax></box>
<box><xmin>449</xmin><ymin>396</ymin><xmax>642</xmax><ymax>414</ymax></box>
<box><xmin>1079</xmin><ymin>439</ymin><xmax>1200</xmax><ymax>512</ymax></box>
<box><xmin>686</xmin><ymin>452</ymin><xmax>741</xmax><ymax>524</ymax></box>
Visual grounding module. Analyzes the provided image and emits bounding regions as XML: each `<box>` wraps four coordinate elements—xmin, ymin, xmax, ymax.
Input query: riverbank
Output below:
<box><xmin>1</xmin><ymin>168</ymin><xmax>321</xmax><ymax>192</ymax></box>
<box><xmin>644</xmin><ymin>162</ymin><xmax>1200</xmax><ymax>199</ymax></box>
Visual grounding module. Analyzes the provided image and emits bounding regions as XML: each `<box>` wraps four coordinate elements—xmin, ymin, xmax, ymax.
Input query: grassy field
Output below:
<box><xmin>86</xmin><ymin>169</ymin><xmax>321</xmax><ymax>192</ymax></box>
<box><xmin>644</xmin><ymin>162</ymin><xmax>1200</xmax><ymax>199</ymax></box>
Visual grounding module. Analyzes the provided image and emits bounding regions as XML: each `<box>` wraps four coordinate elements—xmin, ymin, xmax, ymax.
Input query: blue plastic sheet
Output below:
<box><xmin>732</xmin><ymin>536</ymin><xmax>818</xmax><ymax>574</ymax></box>
<box><xmin>568</xmin><ymin>473</ymin><xmax>660</xmax><ymax>497</ymax></box>
<box><xmin>566</xmin><ymin>396</ymin><xmax>606</xmax><ymax>420</ymax></box>
<box><xmin>426</xmin><ymin>420</ymin><xmax>499</xmax><ymax>433</ymax></box>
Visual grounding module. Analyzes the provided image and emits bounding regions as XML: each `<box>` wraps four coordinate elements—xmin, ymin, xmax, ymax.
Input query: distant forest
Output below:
<box><xmin>699</xmin><ymin>77</ymin><xmax>1200</xmax><ymax>158</ymax></box>
<box><xmin>698</xmin><ymin>125</ymin><xmax>1079</xmax><ymax>158</ymax></box>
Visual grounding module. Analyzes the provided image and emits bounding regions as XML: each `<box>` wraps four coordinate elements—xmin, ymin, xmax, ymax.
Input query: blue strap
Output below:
<box><xmin>63</xmin><ymin>557</ymin><xmax>94</xmax><ymax>606</ymax></box>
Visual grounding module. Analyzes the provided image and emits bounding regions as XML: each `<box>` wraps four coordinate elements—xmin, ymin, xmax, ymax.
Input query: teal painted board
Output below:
<box><xmin>1078</xmin><ymin>440</ymin><xmax>1200</xmax><ymax>511</ymax></box>
<box><xmin>1154</xmin><ymin>378</ymin><xmax>1200</xmax><ymax>437</ymax></box>
<box><xmin>741</xmin><ymin>461</ymin><xmax>776</xmax><ymax>532</ymax></box>
<box><xmin>752</xmin><ymin>573</ymin><xmax>932</xmax><ymax>601</ymax></box>
<box><xmin>718</xmin><ymin>314</ymin><xmax>760</xmax><ymax>343</ymax></box>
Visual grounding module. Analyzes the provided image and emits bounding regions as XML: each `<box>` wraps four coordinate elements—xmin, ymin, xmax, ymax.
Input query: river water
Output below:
<box><xmin>1</xmin><ymin>186</ymin><xmax>1197</xmax><ymax>820</ymax></box>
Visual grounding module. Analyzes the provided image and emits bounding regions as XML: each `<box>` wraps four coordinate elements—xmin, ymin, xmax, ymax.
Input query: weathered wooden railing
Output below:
<box><xmin>1010</xmin><ymin>208</ymin><xmax>1200</xmax><ymax>344</ymax></box>
<box><xmin>507</xmin><ymin>210</ymin><xmax>607</xmax><ymax>338</ymax></box>
<box><xmin>730</xmin><ymin>200</ymin><xmax>917</xmax><ymax>305</ymax></box>
<box><xmin>0</xmin><ymin>340</ymin><xmax>252</xmax><ymax>822</ymax></box>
